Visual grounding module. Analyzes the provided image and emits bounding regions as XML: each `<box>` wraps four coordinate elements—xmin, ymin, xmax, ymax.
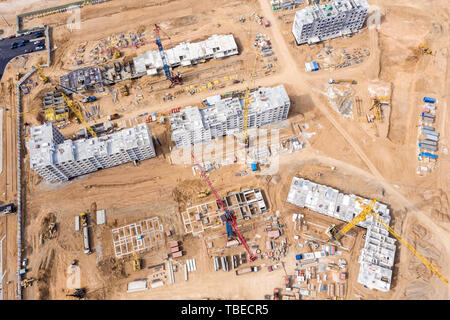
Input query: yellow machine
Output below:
<box><xmin>133</xmin><ymin>253</ymin><xmax>141</xmax><ymax>271</ymax></box>
<box><xmin>16</xmin><ymin>72</ymin><xmax>21</xmax><ymax>81</ymax></box>
<box><xmin>242</xmin><ymin>50</ymin><xmax>259</xmax><ymax>148</ymax></box>
<box><xmin>419</xmin><ymin>43</ymin><xmax>432</xmax><ymax>55</ymax></box>
<box><xmin>243</xmin><ymin>88</ymin><xmax>251</xmax><ymax>147</ymax></box>
<box><xmin>120</xmin><ymin>84</ymin><xmax>129</xmax><ymax>96</ymax></box>
<box><xmin>113</xmin><ymin>49</ymin><xmax>121</xmax><ymax>58</ymax></box>
<box><xmin>370</xmin><ymin>98</ymin><xmax>382</xmax><ymax>121</ymax></box>
<box><xmin>198</xmin><ymin>190</ymin><xmax>210</xmax><ymax>198</ymax></box>
<box><xmin>326</xmin><ymin>198</ymin><xmax>449</xmax><ymax>285</ymax></box>
<box><xmin>80</xmin><ymin>212</ymin><xmax>88</xmax><ymax>226</ymax></box>
<box><xmin>21</xmin><ymin>278</ymin><xmax>35</xmax><ymax>288</ymax></box>
<box><xmin>58</xmin><ymin>88</ymin><xmax>97</xmax><ymax>138</ymax></box>
<box><xmin>35</xmin><ymin>65</ymin><xmax>48</xmax><ymax>83</ymax></box>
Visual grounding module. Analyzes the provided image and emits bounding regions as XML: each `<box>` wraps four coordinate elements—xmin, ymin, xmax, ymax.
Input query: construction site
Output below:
<box><xmin>0</xmin><ymin>0</ymin><xmax>449</xmax><ymax>301</ymax></box>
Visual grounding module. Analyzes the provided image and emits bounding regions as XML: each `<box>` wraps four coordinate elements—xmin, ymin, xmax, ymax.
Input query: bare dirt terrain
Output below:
<box><xmin>0</xmin><ymin>0</ymin><xmax>449</xmax><ymax>300</ymax></box>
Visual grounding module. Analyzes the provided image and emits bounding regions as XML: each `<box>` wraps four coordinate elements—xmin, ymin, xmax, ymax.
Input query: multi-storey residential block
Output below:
<box><xmin>292</xmin><ymin>0</ymin><xmax>369</xmax><ymax>45</ymax></box>
<box><xmin>168</xmin><ymin>85</ymin><xmax>290</xmax><ymax>148</ymax></box>
<box><xmin>26</xmin><ymin>123</ymin><xmax>156</xmax><ymax>182</ymax></box>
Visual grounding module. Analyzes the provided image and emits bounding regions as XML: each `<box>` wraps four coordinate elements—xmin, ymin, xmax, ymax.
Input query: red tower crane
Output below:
<box><xmin>191</xmin><ymin>152</ymin><xmax>257</xmax><ymax>262</ymax></box>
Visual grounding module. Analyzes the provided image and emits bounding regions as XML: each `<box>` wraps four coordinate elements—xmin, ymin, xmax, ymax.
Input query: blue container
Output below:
<box><xmin>423</xmin><ymin>97</ymin><xmax>435</xmax><ymax>104</ymax></box>
<box><xmin>251</xmin><ymin>163</ymin><xmax>258</xmax><ymax>171</ymax></box>
<box><xmin>312</xmin><ymin>61</ymin><xmax>319</xmax><ymax>71</ymax></box>
<box><xmin>295</xmin><ymin>254</ymin><xmax>302</xmax><ymax>260</ymax></box>
<box><xmin>420</xmin><ymin>152</ymin><xmax>437</xmax><ymax>159</ymax></box>
<box><xmin>421</xmin><ymin>112</ymin><xmax>435</xmax><ymax>119</ymax></box>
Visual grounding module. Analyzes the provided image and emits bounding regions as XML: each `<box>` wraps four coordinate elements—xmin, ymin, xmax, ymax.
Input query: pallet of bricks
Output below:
<box><xmin>417</xmin><ymin>96</ymin><xmax>438</xmax><ymax>175</ymax></box>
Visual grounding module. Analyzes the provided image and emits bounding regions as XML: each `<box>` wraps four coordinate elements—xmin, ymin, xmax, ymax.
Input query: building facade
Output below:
<box><xmin>292</xmin><ymin>0</ymin><xmax>369</xmax><ymax>45</ymax></box>
<box><xmin>26</xmin><ymin>123</ymin><xmax>156</xmax><ymax>182</ymax></box>
<box><xmin>169</xmin><ymin>85</ymin><xmax>290</xmax><ymax>148</ymax></box>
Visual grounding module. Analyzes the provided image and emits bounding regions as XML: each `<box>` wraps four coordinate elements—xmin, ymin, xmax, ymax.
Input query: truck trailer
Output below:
<box><xmin>235</xmin><ymin>266</ymin><xmax>259</xmax><ymax>276</ymax></box>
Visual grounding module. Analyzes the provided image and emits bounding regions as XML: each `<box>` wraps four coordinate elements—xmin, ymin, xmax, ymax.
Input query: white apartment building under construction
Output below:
<box><xmin>26</xmin><ymin>123</ymin><xmax>156</xmax><ymax>182</ymax></box>
<box><xmin>292</xmin><ymin>0</ymin><xmax>369</xmax><ymax>45</ymax></box>
<box><xmin>133</xmin><ymin>34</ymin><xmax>239</xmax><ymax>76</ymax></box>
<box><xmin>286</xmin><ymin>177</ymin><xmax>397</xmax><ymax>292</ymax></box>
<box><xmin>168</xmin><ymin>85</ymin><xmax>290</xmax><ymax>148</ymax></box>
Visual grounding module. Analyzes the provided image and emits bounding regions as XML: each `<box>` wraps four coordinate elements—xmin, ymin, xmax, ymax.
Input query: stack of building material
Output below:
<box><xmin>186</xmin><ymin>258</ymin><xmax>197</xmax><ymax>272</ymax></box>
<box><xmin>127</xmin><ymin>280</ymin><xmax>148</xmax><ymax>293</ymax></box>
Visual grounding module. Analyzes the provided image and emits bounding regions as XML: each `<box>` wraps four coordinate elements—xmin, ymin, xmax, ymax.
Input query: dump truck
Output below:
<box><xmin>107</xmin><ymin>113</ymin><xmax>120</xmax><ymax>120</ymax></box>
<box><xmin>120</xmin><ymin>84</ymin><xmax>129</xmax><ymax>96</ymax></box>
<box><xmin>235</xmin><ymin>266</ymin><xmax>259</xmax><ymax>276</ymax></box>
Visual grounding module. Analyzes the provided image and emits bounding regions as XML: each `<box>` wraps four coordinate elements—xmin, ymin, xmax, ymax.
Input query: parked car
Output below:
<box><xmin>35</xmin><ymin>46</ymin><xmax>44</xmax><ymax>51</ymax></box>
<box><xmin>21</xmin><ymin>39</ymin><xmax>30</xmax><ymax>44</ymax></box>
<box><xmin>0</xmin><ymin>37</ymin><xmax>4</xmax><ymax>41</ymax></box>
<box><xmin>33</xmin><ymin>40</ymin><xmax>44</xmax><ymax>45</ymax></box>
<box><xmin>8</xmin><ymin>35</ymin><xmax>15</xmax><ymax>39</ymax></box>
<box><xmin>10</xmin><ymin>42</ymin><xmax>18</xmax><ymax>49</ymax></box>
<box><xmin>32</xmin><ymin>32</ymin><xmax>44</xmax><ymax>38</ymax></box>
<box><xmin>17</xmin><ymin>43</ymin><xmax>25</xmax><ymax>47</ymax></box>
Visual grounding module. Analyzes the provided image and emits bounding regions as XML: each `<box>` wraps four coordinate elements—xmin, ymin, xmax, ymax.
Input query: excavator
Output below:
<box><xmin>21</xmin><ymin>278</ymin><xmax>35</xmax><ymax>288</ymax></box>
<box><xmin>133</xmin><ymin>252</ymin><xmax>142</xmax><ymax>271</ymax></box>
<box><xmin>419</xmin><ymin>43</ymin><xmax>432</xmax><ymax>55</ymax></box>
<box><xmin>198</xmin><ymin>190</ymin><xmax>210</xmax><ymax>198</ymax></box>
<box><xmin>326</xmin><ymin>198</ymin><xmax>449</xmax><ymax>285</ymax></box>
<box><xmin>66</xmin><ymin>288</ymin><xmax>86</xmax><ymax>299</ymax></box>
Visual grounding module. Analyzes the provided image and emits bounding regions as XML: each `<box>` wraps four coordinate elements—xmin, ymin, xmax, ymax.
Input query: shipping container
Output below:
<box><xmin>422</xmin><ymin>129</ymin><xmax>439</xmax><ymax>136</ymax></box>
<box><xmin>422</xmin><ymin>112</ymin><xmax>435</xmax><ymax>119</ymax></box>
<box><xmin>419</xmin><ymin>139</ymin><xmax>437</xmax><ymax>146</ymax></box>
<box><xmin>425</xmin><ymin>134</ymin><xmax>439</xmax><ymax>142</ymax></box>
<box><xmin>170</xmin><ymin>246</ymin><xmax>179</xmax><ymax>253</ymax></box>
<box><xmin>420</xmin><ymin>152</ymin><xmax>437</xmax><ymax>160</ymax></box>
<box><xmin>419</xmin><ymin>143</ymin><xmax>437</xmax><ymax>152</ymax></box>
<box><xmin>168</xmin><ymin>241</ymin><xmax>179</xmax><ymax>248</ymax></box>
<box><xmin>423</xmin><ymin>97</ymin><xmax>435</xmax><ymax>104</ymax></box>
<box><xmin>422</xmin><ymin>125</ymin><xmax>435</xmax><ymax>131</ymax></box>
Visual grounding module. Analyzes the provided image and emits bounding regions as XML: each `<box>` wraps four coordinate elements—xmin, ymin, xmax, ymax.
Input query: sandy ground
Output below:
<box><xmin>0</xmin><ymin>0</ymin><xmax>449</xmax><ymax>300</ymax></box>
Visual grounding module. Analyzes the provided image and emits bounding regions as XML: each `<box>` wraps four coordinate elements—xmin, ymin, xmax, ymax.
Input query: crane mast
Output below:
<box><xmin>191</xmin><ymin>152</ymin><xmax>257</xmax><ymax>261</ymax></box>
<box><xmin>57</xmin><ymin>87</ymin><xmax>97</xmax><ymax>138</ymax></box>
<box><xmin>154</xmin><ymin>24</ymin><xmax>182</xmax><ymax>88</ymax></box>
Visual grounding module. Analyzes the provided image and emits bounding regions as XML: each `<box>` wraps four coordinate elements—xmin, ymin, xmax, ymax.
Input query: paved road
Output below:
<box><xmin>0</xmin><ymin>31</ymin><xmax>46</xmax><ymax>81</ymax></box>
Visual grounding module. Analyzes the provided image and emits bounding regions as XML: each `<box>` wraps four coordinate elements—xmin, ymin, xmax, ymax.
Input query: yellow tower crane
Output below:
<box><xmin>57</xmin><ymin>87</ymin><xmax>97</xmax><ymax>138</ymax></box>
<box><xmin>242</xmin><ymin>49</ymin><xmax>260</xmax><ymax>148</ymax></box>
<box><xmin>35</xmin><ymin>65</ymin><xmax>48</xmax><ymax>84</ymax></box>
<box><xmin>327</xmin><ymin>198</ymin><xmax>449</xmax><ymax>285</ymax></box>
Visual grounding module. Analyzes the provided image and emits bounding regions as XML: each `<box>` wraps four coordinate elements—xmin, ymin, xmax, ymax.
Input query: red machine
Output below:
<box><xmin>191</xmin><ymin>152</ymin><xmax>257</xmax><ymax>262</ymax></box>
